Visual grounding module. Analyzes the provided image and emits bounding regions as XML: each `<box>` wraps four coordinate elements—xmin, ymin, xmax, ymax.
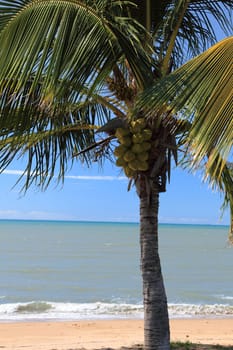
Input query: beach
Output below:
<box><xmin>0</xmin><ymin>318</ymin><xmax>233</xmax><ymax>349</ymax></box>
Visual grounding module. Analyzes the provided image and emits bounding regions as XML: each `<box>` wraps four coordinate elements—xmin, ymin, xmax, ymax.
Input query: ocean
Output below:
<box><xmin>0</xmin><ymin>220</ymin><xmax>232</xmax><ymax>321</ymax></box>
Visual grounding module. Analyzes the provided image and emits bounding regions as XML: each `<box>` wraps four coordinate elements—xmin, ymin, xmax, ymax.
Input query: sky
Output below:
<box><xmin>0</xmin><ymin>18</ymin><xmax>231</xmax><ymax>226</ymax></box>
<box><xmin>0</xmin><ymin>158</ymin><xmax>230</xmax><ymax>225</ymax></box>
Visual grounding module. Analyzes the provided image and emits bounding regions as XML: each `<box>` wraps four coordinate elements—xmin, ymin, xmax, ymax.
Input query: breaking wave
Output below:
<box><xmin>0</xmin><ymin>301</ymin><xmax>233</xmax><ymax>321</ymax></box>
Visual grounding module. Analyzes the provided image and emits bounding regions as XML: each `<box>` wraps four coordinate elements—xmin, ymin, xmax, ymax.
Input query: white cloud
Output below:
<box><xmin>159</xmin><ymin>215</ymin><xmax>226</xmax><ymax>225</ymax></box>
<box><xmin>0</xmin><ymin>210</ymin><xmax>20</xmax><ymax>217</ymax></box>
<box><xmin>2</xmin><ymin>169</ymin><xmax>127</xmax><ymax>181</ymax></box>
<box><xmin>65</xmin><ymin>175</ymin><xmax>126</xmax><ymax>181</ymax></box>
<box><xmin>2</xmin><ymin>169</ymin><xmax>24</xmax><ymax>175</ymax></box>
<box><xmin>0</xmin><ymin>209</ymin><xmax>75</xmax><ymax>221</ymax></box>
<box><xmin>26</xmin><ymin>211</ymin><xmax>76</xmax><ymax>221</ymax></box>
<box><xmin>0</xmin><ymin>209</ymin><xmax>138</xmax><ymax>222</ymax></box>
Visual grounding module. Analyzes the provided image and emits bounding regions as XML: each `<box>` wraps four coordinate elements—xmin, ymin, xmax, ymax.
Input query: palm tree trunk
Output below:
<box><xmin>138</xmin><ymin>176</ymin><xmax>170</xmax><ymax>350</ymax></box>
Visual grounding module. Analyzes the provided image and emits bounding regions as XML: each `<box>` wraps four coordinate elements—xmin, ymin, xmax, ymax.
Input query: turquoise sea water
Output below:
<box><xmin>0</xmin><ymin>220</ymin><xmax>232</xmax><ymax>321</ymax></box>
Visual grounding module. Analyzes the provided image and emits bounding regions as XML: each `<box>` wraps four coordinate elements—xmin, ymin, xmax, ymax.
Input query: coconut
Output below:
<box><xmin>123</xmin><ymin>150</ymin><xmax>136</xmax><ymax>162</ymax></box>
<box><xmin>119</xmin><ymin>136</ymin><xmax>132</xmax><ymax>147</ymax></box>
<box><xmin>132</xmin><ymin>133</ymin><xmax>144</xmax><ymax>144</ymax></box>
<box><xmin>115</xmin><ymin>127</ymin><xmax>130</xmax><ymax>138</ymax></box>
<box><xmin>124</xmin><ymin>166</ymin><xmax>135</xmax><ymax>178</ymax></box>
<box><xmin>128</xmin><ymin>159</ymin><xmax>141</xmax><ymax>171</ymax></box>
<box><xmin>137</xmin><ymin>161</ymin><xmax>149</xmax><ymax>171</ymax></box>
<box><xmin>141</xmin><ymin>142</ymin><xmax>151</xmax><ymax>151</ymax></box>
<box><xmin>114</xmin><ymin>144</ymin><xmax>128</xmax><ymax>157</ymax></box>
<box><xmin>115</xmin><ymin>157</ymin><xmax>127</xmax><ymax>167</ymax></box>
<box><xmin>137</xmin><ymin>152</ymin><xmax>149</xmax><ymax>162</ymax></box>
<box><xmin>131</xmin><ymin>143</ymin><xmax>143</xmax><ymax>154</ymax></box>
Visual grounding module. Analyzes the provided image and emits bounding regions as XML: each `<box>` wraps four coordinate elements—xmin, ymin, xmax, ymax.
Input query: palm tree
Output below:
<box><xmin>0</xmin><ymin>1</ymin><xmax>232</xmax><ymax>349</ymax></box>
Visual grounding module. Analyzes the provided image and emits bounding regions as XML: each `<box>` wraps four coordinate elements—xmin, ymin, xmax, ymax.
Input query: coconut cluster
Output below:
<box><xmin>114</xmin><ymin>118</ymin><xmax>152</xmax><ymax>178</ymax></box>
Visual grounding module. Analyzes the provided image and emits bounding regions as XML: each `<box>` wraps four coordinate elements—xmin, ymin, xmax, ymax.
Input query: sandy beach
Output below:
<box><xmin>0</xmin><ymin>318</ymin><xmax>232</xmax><ymax>350</ymax></box>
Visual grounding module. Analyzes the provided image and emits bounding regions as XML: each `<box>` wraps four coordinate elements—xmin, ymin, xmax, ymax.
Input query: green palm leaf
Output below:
<box><xmin>0</xmin><ymin>1</ymin><xmax>152</xmax><ymax>98</ymax></box>
<box><xmin>205</xmin><ymin>157</ymin><xmax>233</xmax><ymax>242</ymax></box>
<box><xmin>131</xmin><ymin>0</ymin><xmax>233</xmax><ymax>70</ymax></box>
<box><xmin>138</xmin><ymin>36</ymin><xmax>233</xmax><ymax>174</ymax></box>
<box><xmin>0</xmin><ymin>121</ymin><xmax>100</xmax><ymax>190</ymax></box>
<box><xmin>0</xmin><ymin>0</ymin><xmax>153</xmax><ymax>188</ymax></box>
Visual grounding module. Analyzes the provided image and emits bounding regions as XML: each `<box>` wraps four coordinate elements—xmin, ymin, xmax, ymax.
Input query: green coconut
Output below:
<box><xmin>137</xmin><ymin>161</ymin><xmax>149</xmax><ymax>171</ymax></box>
<box><xmin>124</xmin><ymin>150</ymin><xmax>136</xmax><ymax>162</ymax></box>
<box><xmin>119</xmin><ymin>136</ymin><xmax>132</xmax><ymax>147</ymax></box>
<box><xmin>124</xmin><ymin>166</ymin><xmax>135</xmax><ymax>178</ymax></box>
<box><xmin>141</xmin><ymin>142</ymin><xmax>151</xmax><ymax>151</ymax></box>
<box><xmin>115</xmin><ymin>157</ymin><xmax>127</xmax><ymax>167</ymax></box>
<box><xmin>114</xmin><ymin>144</ymin><xmax>128</xmax><ymax>157</ymax></box>
<box><xmin>115</xmin><ymin>127</ymin><xmax>131</xmax><ymax>139</ymax></box>
<box><xmin>132</xmin><ymin>133</ymin><xmax>144</xmax><ymax>144</ymax></box>
<box><xmin>128</xmin><ymin>159</ymin><xmax>141</xmax><ymax>171</ymax></box>
<box><xmin>137</xmin><ymin>152</ymin><xmax>149</xmax><ymax>162</ymax></box>
<box><xmin>131</xmin><ymin>143</ymin><xmax>143</xmax><ymax>154</ymax></box>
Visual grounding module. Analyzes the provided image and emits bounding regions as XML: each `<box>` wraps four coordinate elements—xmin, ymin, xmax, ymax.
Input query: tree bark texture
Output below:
<box><xmin>138</xmin><ymin>176</ymin><xmax>170</xmax><ymax>350</ymax></box>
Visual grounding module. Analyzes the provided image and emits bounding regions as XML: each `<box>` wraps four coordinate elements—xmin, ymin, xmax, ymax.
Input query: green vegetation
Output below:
<box><xmin>115</xmin><ymin>344</ymin><xmax>233</xmax><ymax>350</ymax></box>
<box><xmin>170</xmin><ymin>343</ymin><xmax>233</xmax><ymax>350</ymax></box>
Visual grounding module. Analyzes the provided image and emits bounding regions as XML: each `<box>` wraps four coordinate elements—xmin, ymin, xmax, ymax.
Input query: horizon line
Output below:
<box><xmin>0</xmin><ymin>218</ymin><xmax>228</xmax><ymax>227</ymax></box>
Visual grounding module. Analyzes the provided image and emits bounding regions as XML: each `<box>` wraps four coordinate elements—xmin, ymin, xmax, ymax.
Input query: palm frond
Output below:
<box><xmin>153</xmin><ymin>0</ymin><xmax>233</xmax><ymax>70</ymax></box>
<box><xmin>179</xmin><ymin>139</ymin><xmax>233</xmax><ymax>241</ymax></box>
<box><xmin>0</xmin><ymin>88</ymin><xmax>115</xmax><ymax>189</ymax></box>
<box><xmin>0</xmin><ymin>0</ymin><xmax>154</xmax><ymax>189</ymax></box>
<box><xmin>137</xmin><ymin>36</ymin><xmax>233</xmax><ymax>174</ymax></box>
<box><xmin>0</xmin><ymin>0</ymin><xmax>152</xmax><ymax>98</ymax></box>
<box><xmin>0</xmin><ymin>121</ymin><xmax>99</xmax><ymax>190</ymax></box>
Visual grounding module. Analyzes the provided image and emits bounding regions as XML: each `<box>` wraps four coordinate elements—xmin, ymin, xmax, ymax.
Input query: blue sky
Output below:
<box><xmin>0</xmin><ymin>25</ymin><xmax>231</xmax><ymax>226</ymax></box>
<box><xmin>0</xmin><ymin>158</ymin><xmax>230</xmax><ymax>225</ymax></box>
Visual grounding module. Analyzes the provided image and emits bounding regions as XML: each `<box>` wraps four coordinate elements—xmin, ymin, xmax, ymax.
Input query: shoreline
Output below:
<box><xmin>0</xmin><ymin>318</ymin><xmax>233</xmax><ymax>350</ymax></box>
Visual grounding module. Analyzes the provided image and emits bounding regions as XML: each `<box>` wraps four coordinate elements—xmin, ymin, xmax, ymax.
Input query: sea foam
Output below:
<box><xmin>0</xmin><ymin>302</ymin><xmax>233</xmax><ymax>321</ymax></box>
